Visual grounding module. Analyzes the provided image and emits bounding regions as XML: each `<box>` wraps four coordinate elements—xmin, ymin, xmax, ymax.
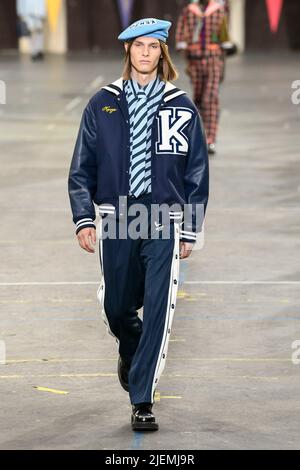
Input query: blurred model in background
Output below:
<box><xmin>216</xmin><ymin>0</ymin><xmax>233</xmax><ymax>83</ymax></box>
<box><xmin>176</xmin><ymin>0</ymin><xmax>235</xmax><ymax>156</ymax></box>
<box><xmin>17</xmin><ymin>0</ymin><xmax>47</xmax><ymax>61</ymax></box>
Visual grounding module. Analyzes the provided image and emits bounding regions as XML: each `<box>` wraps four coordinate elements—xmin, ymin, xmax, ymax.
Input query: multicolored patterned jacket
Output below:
<box><xmin>176</xmin><ymin>0</ymin><xmax>229</xmax><ymax>57</ymax></box>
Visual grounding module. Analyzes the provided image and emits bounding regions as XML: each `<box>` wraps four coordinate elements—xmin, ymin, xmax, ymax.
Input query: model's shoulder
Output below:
<box><xmin>87</xmin><ymin>79</ymin><xmax>122</xmax><ymax>105</ymax></box>
<box><xmin>88</xmin><ymin>88</ymin><xmax>114</xmax><ymax>105</ymax></box>
<box><xmin>165</xmin><ymin>84</ymin><xmax>197</xmax><ymax>113</ymax></box>
<box><xmin>175</xmin><ymin>93</ymin><xmax>196</xmax><ymax>109</ymax></box>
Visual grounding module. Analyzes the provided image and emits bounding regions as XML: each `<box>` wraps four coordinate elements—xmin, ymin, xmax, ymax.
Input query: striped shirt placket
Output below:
<box><xmin>130</xmin><ymin>88</ymin><xmax>148</xmax><ymax>196</ymax></box>
<box><xmin>125</xmin><ymin>77</ymin><xmax>165</xmax><ymax>197</ymax></box>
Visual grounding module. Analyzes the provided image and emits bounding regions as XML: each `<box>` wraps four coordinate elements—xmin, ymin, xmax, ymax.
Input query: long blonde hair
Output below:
<box><xmin>122</xmin><ymin>40</ymin><xmax>179</xmax><ymax>82</ymax></box>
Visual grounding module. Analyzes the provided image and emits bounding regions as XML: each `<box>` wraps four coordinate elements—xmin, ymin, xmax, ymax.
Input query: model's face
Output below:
<box><xmin>125</xmin><ymin>37</ymin><xmax>162</xmax><ymax>75</ymax></box>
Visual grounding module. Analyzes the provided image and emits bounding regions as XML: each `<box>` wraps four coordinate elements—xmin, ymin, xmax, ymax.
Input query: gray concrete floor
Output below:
<box><xmin>0</xmin><ymin>51</ymin><xmax>299</xmax><ymax>450</ymax></box>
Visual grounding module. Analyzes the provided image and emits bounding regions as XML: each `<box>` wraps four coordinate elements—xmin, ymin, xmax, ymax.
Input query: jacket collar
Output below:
<box><xmin>102</xmin><ymin>78</ymin><xmax>186</xmax><ymax>103</ymax></box>
<box><xmin>188</xmin><ymin>1</ymin><xmax>222</xmax><ymax>17</ymax></box>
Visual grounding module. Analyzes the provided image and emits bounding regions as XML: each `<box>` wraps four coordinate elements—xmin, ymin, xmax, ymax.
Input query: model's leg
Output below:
<box><xmin>128</xmin><ymin>221</ymin><xmax>180</xmax><ymax>405</ymax></box>
<box><xmin>201</xmin><ymin>56</ymin><xmax>222</xmax><ymax>144</ymax></box>
<box><xmin>189</xmin><ymin>59</ymin><xmax>205</xmax><ymax>116</ymax></box>
<box><xmin>98</xmin><ymin>216</ymin><xmax>144</xmax><ymax>365</ymax></box>
<box><xmin>35</xmin><ymin>30</ymin><xmax>44</xmax><ymax>54</ymax></box>
<box><xmin>30</xmin><ymin>31</ymin><xmax>39</xmax><ymax>57</ymax></box>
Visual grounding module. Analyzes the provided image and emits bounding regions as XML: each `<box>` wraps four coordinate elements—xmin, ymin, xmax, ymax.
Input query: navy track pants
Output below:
<box><xmin>97</xmin><ymin>194</ymin><xmax>181</xmax><ymax>405</ymax></box>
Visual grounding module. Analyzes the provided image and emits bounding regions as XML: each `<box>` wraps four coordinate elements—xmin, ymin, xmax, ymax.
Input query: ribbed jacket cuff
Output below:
<box><xmin>179</xmin><ymin>229</ymin><xmax>197</xmax><ymax>243</ymax></box>
<box><xmin>75</xmin><ymin>218</ymin><xmax>96</xmax><ymax>235</ymax></box>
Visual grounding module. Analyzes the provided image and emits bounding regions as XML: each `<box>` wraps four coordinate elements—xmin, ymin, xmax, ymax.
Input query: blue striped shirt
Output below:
<box><xmin>124</xmin><ymin>77</ymin><xmax>165</xmax><ymax>195</ymax></box>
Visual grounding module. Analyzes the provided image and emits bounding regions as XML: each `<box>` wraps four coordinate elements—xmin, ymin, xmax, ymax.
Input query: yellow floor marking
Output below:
<box><xmin>176</xmin><ymin>291</ymin><xmax>198</xmax><ymax>301</ymax></box>
<box><xmin>154</xmin><ymin>392</ymin><xmax>182</xmax><ymax>401</ymax></box>
<box><xmin>160</xmin><ymin>395</ymin><xmax>182</xmax><ymax>399</ymax></box>
<box><xmin>34</xmin><ymin>386</ymin><xmax>69</xmax><ymax>395</ymax></box>
<box><xmin>177</xmin><ymin>291</ymin><xmax>187</xmax><ymax>299</ymax></box>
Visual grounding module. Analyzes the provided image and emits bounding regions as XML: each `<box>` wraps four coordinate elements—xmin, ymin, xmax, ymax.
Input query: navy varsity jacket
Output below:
<box><xmin>68</xmin><ymin>78</ymin><xmax>209</xmax><ymax>243</ymax></box>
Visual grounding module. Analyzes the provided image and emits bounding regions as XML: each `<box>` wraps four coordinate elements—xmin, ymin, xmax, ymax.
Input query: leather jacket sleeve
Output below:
<box><xmin>68</xmin><ymin>101</ymin><xmax>98</xmax><ymax>235</ymax></box>
<box><xmin>180</xmin><ymin>112</ymin><xmax>209</xmax><ymax>243</ymax></box>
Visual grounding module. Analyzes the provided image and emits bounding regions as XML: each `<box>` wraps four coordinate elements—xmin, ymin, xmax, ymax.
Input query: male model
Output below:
<box><xmin>68</xmin><ymin>18</ymin><xmax>209</xmax><ymax>431</ymax></box>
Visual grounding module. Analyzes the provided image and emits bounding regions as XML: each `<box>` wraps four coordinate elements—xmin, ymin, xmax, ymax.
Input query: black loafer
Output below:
<box><xmin>131</xmin><ymin>403</ymin><xmax>159</xmax><ymax>431</ymax></box>
<box><xmin>118</xmin><ymin>356</ymin><xmax>130</xmax><ymax>392</ymax></box>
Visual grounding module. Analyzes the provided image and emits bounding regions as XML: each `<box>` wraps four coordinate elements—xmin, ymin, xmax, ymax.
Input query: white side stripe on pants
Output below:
<box><xmin>97</xmin><ymin>216</ymin><xmax>119</xmax><ymax>344</ymax></box>
<box><xmin>150</xmin><ymin>221</ymin><xmax>180</xmax><ymax>403</ymax></box>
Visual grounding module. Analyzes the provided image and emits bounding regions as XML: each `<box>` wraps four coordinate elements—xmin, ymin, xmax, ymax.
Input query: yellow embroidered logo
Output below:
<box><xmin>102</xmin><ymin>106</ymin><xmax>117</xmax><ymax>114</ymax></box>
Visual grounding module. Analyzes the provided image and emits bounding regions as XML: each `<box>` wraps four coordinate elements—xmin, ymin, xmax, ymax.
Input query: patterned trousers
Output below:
<box><xmin>188</xmin><ymin>55</ymin><xmax>222</xmax><ymax>144</ymax></box>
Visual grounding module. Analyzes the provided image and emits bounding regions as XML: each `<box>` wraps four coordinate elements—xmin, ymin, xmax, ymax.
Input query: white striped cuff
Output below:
<box><xmin>98</xmin><ymin>205</ymin><xmax>116</xmax><ymax>215</ymax></box>
<box><xmin>169</xmin><ymin>211</ymin><xmax>183</xmax><ymax>221</ymax></box>
<box><xmin>179</xmin><ymin>229</ymin><xmax>197</xmax><ymax>242</ymax></box>
<box><xmin>75</xmin><ymin>218</ymin><xmax>96</xmax><ymax>235</ymax></box>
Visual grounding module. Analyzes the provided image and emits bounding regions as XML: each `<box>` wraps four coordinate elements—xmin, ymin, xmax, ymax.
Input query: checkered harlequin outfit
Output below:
<box><xmin>176</xmin><ymin>1</ymin><xmax>229</xmax><ymax>144</ymax></box>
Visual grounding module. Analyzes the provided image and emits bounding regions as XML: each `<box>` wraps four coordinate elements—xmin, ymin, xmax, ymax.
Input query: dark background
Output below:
<box><xmin>0</xmin><ymin>0</ymin><xmax>299</xmax><ymax>51</ymax></box>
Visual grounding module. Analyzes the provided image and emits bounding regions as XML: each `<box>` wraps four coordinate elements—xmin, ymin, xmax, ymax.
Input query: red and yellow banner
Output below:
<box><xmin>46</xmin><ymin>0</ymin><xmax>62</xmax><ymax>32</ymax></box>
<box><xmin>265</xmin><ymin>0</ymin><xmax>283</xmax><ymax>33</ymax></box>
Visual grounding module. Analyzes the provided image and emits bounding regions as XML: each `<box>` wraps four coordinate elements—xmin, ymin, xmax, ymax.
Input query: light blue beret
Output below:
<box><xmin>118</xmin><ymin>18</ymin><xmax>172</xmax><ymax>43</ymax></box>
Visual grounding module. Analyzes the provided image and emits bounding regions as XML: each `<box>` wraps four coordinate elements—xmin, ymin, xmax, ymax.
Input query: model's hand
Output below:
<box><xmin>180</xmin><ymin>241</ymin><xmax>194</xmax><ymax>259</ymax></box>
<box><xmin>77</xmin><ymin>227</ymin><xmax>97</xmax><ymax>253</ymax></box>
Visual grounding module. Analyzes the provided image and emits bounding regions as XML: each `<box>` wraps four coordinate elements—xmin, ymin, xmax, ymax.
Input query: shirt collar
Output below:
<box><xmin>102</xmin><ymin>77</ymin><xmax>186</xmax><ymax>103</ymax></box>
<box><xmin>130</xmin><ymin>76</ymin><xmax>161</xmax><ymax>99</ymax></box>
